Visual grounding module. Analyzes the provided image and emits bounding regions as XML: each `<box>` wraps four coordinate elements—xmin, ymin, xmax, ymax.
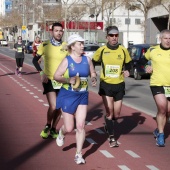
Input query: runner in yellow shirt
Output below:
<box><xmin>32</xmin><ymin>22</ymin><xmax>68</xmax><ymax>139</ymax></box>
<box><xmin>92</xmin><ymin>26</ymin><xmax>132</xmax><ymax>147</ymax></box>
<box><xmin>139</xmin><ymin>29</ymin><xmax>170</xmax><ymax>147</ymax></box>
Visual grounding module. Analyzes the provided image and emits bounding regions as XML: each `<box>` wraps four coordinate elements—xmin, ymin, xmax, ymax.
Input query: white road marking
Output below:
<box><xmin>86</xmin><ymin>138</ymin><xmax>97</xmax><ymax>144</ymax></box>
<box><xmin>38</xmin><ymin>99</ymin><xmax>44</xmax><ymax>102</ymax></box>
<box><xmin>29</xmin><ymin>92</ymin><xmax>34</xmax><ymax>94</ymax></box>
<box><xmin>124</xmin><ymin>150</ymin><xmax>140</xmax><ymax>158</ymax></box>
<box><xmin>118</xmin><ymin>165</ymin><xmax>131</xmax><ymax>170</ymax></box>
<box><xmin>25</xmin><ymin>89</ymin><xmax>30</xmax><ymax>91</ymax></box>
<box><xmin>43</xmin><ymin>104</ymin><xmax>49</xmax><ymax>107</ymax></box>
<box><xmin>22</xmin><ymin>87</ymin><xmax>26</xmax><ymax>88</ymax></box>
<box><xmin>95</xmin><ymin>128</ymin><xmax>105</xmax><ymax>134</ymax></box>
<box><xmin>99</xmin><ymin>150</ymin><xmax>114</xmax><ymax>158</ymax></box>
<box><xmin>146</xmin><ymin>165</ymin><xmax>159</xmax><ymax>170</ymax></box>
<box><xmin>86</xmin><ymin>121</ymin><xmax>92</xmax><ymax>125</ymax></box>
<box><xmin>34</xmin><ymin>96</ymin><xmax>39</xmax><ymax>98</ymax></box>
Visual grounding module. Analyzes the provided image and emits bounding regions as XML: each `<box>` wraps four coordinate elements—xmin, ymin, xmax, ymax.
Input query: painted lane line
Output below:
<box><xmin>38</xmin><ymin>99</ymin><xmax>44</xmax><ymax>102</ymax></box>
<box><xmin>43</xmin><ymin>104</ymin><xmax>49</xmax><ymax>107</ymax></box>
<box><xmin>124</xmin><ymin>150</ymin><xmax>140</xmax><ymax>158</ymax></box>
<box><xmin>99</xmin><ymin>150</ymin><xmax>114</xmax><ymax>158</ymax></box>
<box><xmin>34</xmin><ymin>96</ymin><xmax>39</xmax><ymax>98</ymax></box>
<box><xmin>146</xmin><ymin>165</ymin><xmax>159</xmax><ymax>170</ymax></box>
<box><xmin>85</xmin><ymin>121</ymin><xmax>92</xmax><ymax>125</ymax></box>
<box><xmin>22</xmin><ymin>87</ymin><xmax>26</xmax><ymax>89</ymax></box>
<box><xmin>30</xmin><ymin>85</ymin><xmax>34</xmax><ymax>86</ymax></box>
<box><xmin>25</xmin><ymin>89</ymin><xmax>30</xmax><ymax>91</ymax></box>
<box><xmin>34</xmin><ymin>87</ymin><xmax>38</xmax><ymax>89</ymax></box>
<box><xmin>118</xmin><ymin>165</ymin><xmax>131</xmax><ymax>170</ymax></box>
<box><xmin>29</xmin><ymin>92</ymin><xmax>34</xmax><ymax>94</ymax></box>
<box><xmin>95</xmin><ymin>128</ymin><xmax>105</xmax><ymax>134</ymax></box>
<box><xmin>86</xmin><ymin>138</ymin><xmax>97</xmax><ymax>144</ymax></box>
<box><xmin>38</xmin><ymin>89</ymin><xmax>42</xmax><ymax>92</ymax></box>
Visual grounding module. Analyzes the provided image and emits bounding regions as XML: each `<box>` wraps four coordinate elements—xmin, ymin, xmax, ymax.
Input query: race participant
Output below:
<box><xmin>33</xmin><ymin>22</ymin><xmax>68</xmax><ymax>139</ymax></box>
<box><xmin>13</xmin><ymin>36</ymin><xmax>25</xmax><ymax>76</ymax></box>
<box><xmin>139</xmin><ymin>29</ymin><xmax>170</xmax><ymax>147</ymax></box>
<box><xmin>92</xmin><ymin>26</ymin><xmax>132</xmax><ymax>147</ymax></box>
<box><xmin>54</xmin><ymin>34</ymin><xmax>97</xmax><ymax>164</ymax></box>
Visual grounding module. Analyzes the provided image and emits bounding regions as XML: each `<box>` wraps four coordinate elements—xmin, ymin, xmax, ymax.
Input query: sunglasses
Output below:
<box><xmin>108</xmin><ymin>34</ymin><xmax>119</xmax><ymax>37</ymax></box>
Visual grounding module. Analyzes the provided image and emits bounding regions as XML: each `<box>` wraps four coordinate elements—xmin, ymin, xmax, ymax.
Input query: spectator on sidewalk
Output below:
<box><xmin>13</xmin><ymin>36</ymin><xmax>25</xmax><ymax>76</ymax></box>
<box><xmin>139</xmin><ymin>29</ymin><xmax>170</xmax><ymax>147</ymax></box>
<box><xmin>33</xmin><ymin>22</ymin><xmax>68</xmax><ymax>139</ymax></box>
<box><xmin>32</xmin><ymin>36</ymin><xmax>42</xmax><ymax>71</ymax></box>
<box><xmin>54</xmin><ymin>34</ymin><xmax>97</xmax><ymax>164</ymax></box>
<box><xmin>92</xmin><ymin>26</ymin><xmax>132</xmax><ymax>147</ymax></box>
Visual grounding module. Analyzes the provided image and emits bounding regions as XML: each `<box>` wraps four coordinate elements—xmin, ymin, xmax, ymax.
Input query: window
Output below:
<box><xmin>135</xmin><ymin>19</ymin><xmax>141</xmax><ymax>25</ymax></box>
<box><xmin>125</xmin><ymin>18</ymin><xmax>130</xmax><ymax>25</ymax></box>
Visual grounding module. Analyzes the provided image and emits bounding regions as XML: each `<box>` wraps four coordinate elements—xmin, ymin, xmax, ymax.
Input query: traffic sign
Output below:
<box><xmin>22</xmin><ymin>25</ymin><xmax>26</xmax><ymax>30</ymax></box>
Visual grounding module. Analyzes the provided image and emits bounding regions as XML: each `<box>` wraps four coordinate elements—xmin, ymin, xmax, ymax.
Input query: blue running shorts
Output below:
<box><xmin>56</xmin><ymin>87</ymin><xmax>88</xmax><ymax>114</ymax></box>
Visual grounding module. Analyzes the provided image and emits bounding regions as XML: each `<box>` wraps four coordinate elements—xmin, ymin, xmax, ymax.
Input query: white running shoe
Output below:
<box><xmin>74</xmin><ymin>153</ymin><xmax>85</xmax><ymax>164</ymax></box>
<box><xmin>56</xmin><ymin>129</ymin><xmax>64</xmax><ymax>147</ymax></box>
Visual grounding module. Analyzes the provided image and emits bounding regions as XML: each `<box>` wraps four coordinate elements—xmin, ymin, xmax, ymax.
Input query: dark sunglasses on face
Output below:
<box><xmin>108</xmin><ymin>34</ymin><xmax>119</xmax><ymax>37</ymax></box>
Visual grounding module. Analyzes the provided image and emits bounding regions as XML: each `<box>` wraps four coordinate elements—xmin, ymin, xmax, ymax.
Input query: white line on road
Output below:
<box><xmin>38</xmin><ymin>99</ymin><xmax>44</xmax><ymax>102</ymax></box>
<box><xmin>95</xmin><ymin>128</ymin><xmax>105</xmax><ymax>134</ymax></box>
<box><xmin>86</xmin><ymin>138</ymin><xmax>97</xmax><ymax>144</ymax></box>
<box><xmin>99</xmin><ymin>150</ymin><xmax>114</xmax><ymax>158</ymax></box>
<box><xmin>34</xmin><ymin>96</ymin><xmax>39</xmax><ymax>98</ymax></box>
<box><xmin>118</xmin><ymin>165</ymin><xmax>131</xmax><ymax>170</ymax></box>
<box><xmin>146</xmin><ymin>165</ymin><xmax>159</xmax><ymax>170</ymax></box>
<box><xmin>43</xmin><ymin>104</ymin><xmax>49</xmax><ymax>107</ymax></box>
<box><xmin>124</xmin><ymin>150</ymin><xmax>140</xmax><ymax>158</ymax></box>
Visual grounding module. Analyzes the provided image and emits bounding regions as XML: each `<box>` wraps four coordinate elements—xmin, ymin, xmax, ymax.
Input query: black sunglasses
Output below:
<box><xmin>108</xmin><ymin>34</ymin><xmax>119</xmax><ymax>37</ymax></box>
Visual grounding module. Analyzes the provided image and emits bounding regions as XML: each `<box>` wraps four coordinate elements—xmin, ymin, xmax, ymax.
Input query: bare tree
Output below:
<box><xmin>160</xmin><ymin>0</ymin><xmax>170</xmax><ymax>29</ymax></box>
<box><xmin>124</xmin><ymin>0</ymin><xmax>162</xmax><ymax>43</ymax></box>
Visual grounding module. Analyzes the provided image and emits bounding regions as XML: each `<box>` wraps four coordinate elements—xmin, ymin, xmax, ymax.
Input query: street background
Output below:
<box><xmin>0</xmin><ymin>46</ymin><xmax>170</xmax><ymax>170</ymax></box>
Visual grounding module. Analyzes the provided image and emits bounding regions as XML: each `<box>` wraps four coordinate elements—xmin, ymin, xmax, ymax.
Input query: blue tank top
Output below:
<box><xmin>63</xmin><ymin>55</ymin><xmax>90</xmax><ymax>91</ymax></box>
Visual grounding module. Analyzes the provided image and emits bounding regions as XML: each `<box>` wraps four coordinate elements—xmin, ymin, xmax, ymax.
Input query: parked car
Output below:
<box><xmin>128</xmin><ymin>44</ymin><xmax>151</xmax><ymax>80</ymax></box>
<box><xmin>0</xmin><ymin>39</ymin><xmax>8</xmax><ymax>46</ymax></box>
<box><xmin>83</xmin><ymin>43</ymin><xmax>100</xmax><ymax>59</ymax></box>
<box><xmin>25</xmin><ymin>41</ymin><xmax>33</xmax><ymax>54</ymax></box>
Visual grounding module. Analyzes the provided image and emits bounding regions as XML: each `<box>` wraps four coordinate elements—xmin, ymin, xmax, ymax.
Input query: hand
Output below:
<box><xmin>91</xmin><ymin>77</ymin><xmax>97</xmax><ymax>87</ymax></box>
<box><xmin>122</xmin><ymin>70</ymin><xmax>130</xmax><ymax>77</ymax></box>
<box><xmin>41</xmin><ymin>73</ymin><xmax>48</xmax><ymax>83</ymax></box>
<box><xmin>145</xmin><ymin>65</ymin><xmax>153</xmax><ymax>73</ymax></box>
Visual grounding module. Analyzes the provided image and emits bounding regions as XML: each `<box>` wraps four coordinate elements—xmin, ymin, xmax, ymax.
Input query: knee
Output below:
<box><xmin>49</xmin><ymin>104</ymin><xmax>56</xmax><ymax>112</ymax></box>
<box><xmin>76</xmin><ymin>123</ymin><xmax>85</xmax><ymax>132</ymax></box>
<box><xmin>65</xmin><ymin>126</ymin><xmax>74</xmax><ymax>133</ymax></box>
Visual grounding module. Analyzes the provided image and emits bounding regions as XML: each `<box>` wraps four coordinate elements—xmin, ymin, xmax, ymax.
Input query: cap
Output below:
<box><xmin>108</xmin><ymin>29</ymin><xmax>119</xmax><ymax>34</ymax></box>
<box><xmin>67</xmin><ymin>34</ymin><xmax>84</xmax><ymax>46</ymax></box>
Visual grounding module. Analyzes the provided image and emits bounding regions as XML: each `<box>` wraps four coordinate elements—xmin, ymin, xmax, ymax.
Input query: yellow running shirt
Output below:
<box><xmin>145</xmin><ymin>45</ymin><xmax>170</xmax><ymax>86</ymax></box>
<box><xmin>37</xmin><ymin>40</ymin><xmax>68</xmax><ymax>80</ymax></box>
<box><xmin>93</xmin><ymin>45</ymin><xmax>131</xmax><ymax>84</ymax></box>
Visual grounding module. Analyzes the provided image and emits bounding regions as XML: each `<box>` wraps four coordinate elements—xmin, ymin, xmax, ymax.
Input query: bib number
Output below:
<box><xmin>72</xmin><ymin>77</ymin><xmax>88</xmax><ymax>91</ymax></box>
<box><xmin>51</xmin><ymin>80</ymin><xmax>62</xmax><ymax>89</ymax></box>
<box><xmin>105</xmin><ymin>65</ymin><xmax>120</xmax><ymax>78</ymax></box>
<box><xmin>163</xmin><ymin>86</ymin><xmax>170</xmax><ymax>97</ymax></box>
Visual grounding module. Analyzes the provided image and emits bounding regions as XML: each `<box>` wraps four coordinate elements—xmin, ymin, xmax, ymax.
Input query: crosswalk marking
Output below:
<box><xmin>118</xmin><ymin>165</ymin><xmax>131</xmax><ymax>170</ymax></box>
<box><xmin>124</xmin><ymin>150</ymin><xmax>140</xmax><ymax>158</ymax></box>
<box><xmin>86</xmin><ymin>138</ymin><xmax>97</xmax><ymax>144</ymax></box>
<box><xmin>146</xmin><ymin>165</ymin><xmax>159</xmax><ymax>170</ymax></box>
<box><xmin>99</xmin><ymin>150</ymin><xmax>114</xmax><ymax>158</ymax></box>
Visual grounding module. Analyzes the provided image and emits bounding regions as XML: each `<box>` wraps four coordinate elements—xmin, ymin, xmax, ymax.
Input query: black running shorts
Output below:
<box><xmin>98</xmin><ymin>81</ymin><xmax>125</xmax><ymax>101</ymax></box>
<box><xmin>42</xmin><ymin>79</ymin><xmax>60</xmax><ymax>95</ymax></box>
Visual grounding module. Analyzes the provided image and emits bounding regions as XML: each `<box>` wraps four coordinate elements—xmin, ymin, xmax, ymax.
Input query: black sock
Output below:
<box><xmin>46</xmin><ymin>123</ymin><xmax>51</xmax><ymax>128</ymax></box>
<box><xmin>104</xmin><ymin>116</ymin><xmax>115</xmax><ymax>136</ymax></box>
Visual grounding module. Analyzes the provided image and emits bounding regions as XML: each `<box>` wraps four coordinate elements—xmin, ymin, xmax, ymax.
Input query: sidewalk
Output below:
<box><xmin>0</xmin><ymin>53</ymin><xmax>170</xmax><ymax>170</ymax></box>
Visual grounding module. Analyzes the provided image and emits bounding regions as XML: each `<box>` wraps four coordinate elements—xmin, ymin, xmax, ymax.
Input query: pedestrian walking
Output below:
<box><xmin>92</xmin><ymin>26</ymin><xmax>132</xmax><ymax>147</ymax></box>
<box><xmin>54</xmin><ymin>34</ymin><xmax>97</xmax><ymax>164</ymax></box>
<box><xmin>139</xmin><ymin>29</ymin><xmax>170</xmax><ymax>147</ymax></box>
<box><xmin>33</xmin><ymin>22</ymin><xmax>68</xmax><ymax>139</ymax></box>
<box><xmin>13</xmin><ymin>36</ymin><xmax>25</xmax><ymax>76</ymax></box>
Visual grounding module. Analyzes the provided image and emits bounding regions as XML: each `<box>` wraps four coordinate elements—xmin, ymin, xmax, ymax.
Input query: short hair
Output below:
<box><xmin>160</xmin><ymin>29</ymin><xmax>170</xmax><ymax>38</ymax></box>
<box><xmin>18</xmin><ymin>36</ymin><xmax>22</xmax><ymax>40</ymax></box>
<box><xmin>52</xmin><ymin>22</ymin><xmax>63</xmax><ymax>31</ymax></box>
<box><xmin>105</xmin><ymin>26</ymin><xmax>119</xmax><ymax>35</ymax></box>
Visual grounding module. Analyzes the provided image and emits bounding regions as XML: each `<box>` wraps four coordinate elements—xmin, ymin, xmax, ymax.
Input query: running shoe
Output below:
<box><xmin>56</xmin><ymin>129</ymin><xmax>65</xmax><ymax>147</ymax></box>
<box><xmin>108</xmin><ymin>135</ymin><xmax>119</xmax><ymax>147</ymax></box>
<box><xmin>153</xmin><ymin>128</ymin><xmax>159</xmax><ymax>138</ymax></box>
<box><xmin>156</xmin><ymin>133</ymin><xmax>165</xmax><ymax>147</ymax></box>
<box><xmin>18</xmin><ymin>71</ymin><xmax>22</xmax><ymax>77</ymax></box>
<box><xmin>50</xmin><ymin>128</ymin><xmax>58</xmax><ymax>139</ymax></box>
<box><xmin>15</xmin><ymin>68</ymin><xmax>19</xmax><ymax>75</ymax></box>
<box><xmin>74</xmin><ymin>153</ymin><xmax>85</xmax><ymax>164</ymax></box>
<box><xmin>40</xmin><ymin>125</ymin><xmax>51</xmax><ymax>139</ymax></box>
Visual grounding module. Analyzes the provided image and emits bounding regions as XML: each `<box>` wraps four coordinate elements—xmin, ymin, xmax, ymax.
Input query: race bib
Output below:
<box><xmin>51</xmin><ymin>80</ymin><xmax>62</xmax><ymax>89</ymax></box>
<box><xmin>17</xmin><ymin>47</ymin><xmax>22</xmax><ymax>52</ymax></box>
<box><xmin>105</xmin><ymin>65</ymin><xmax>120</xmax><ymax>78</ymax></box>
<box><xmin>72</xmin><ymin>77</ymin><xmax>88</xmax><ymax>91</ymax></box>
<box><xmin>163</xmin><ymin>86</ymin><xmax>170</xmax><ymax>97</ymax></box>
